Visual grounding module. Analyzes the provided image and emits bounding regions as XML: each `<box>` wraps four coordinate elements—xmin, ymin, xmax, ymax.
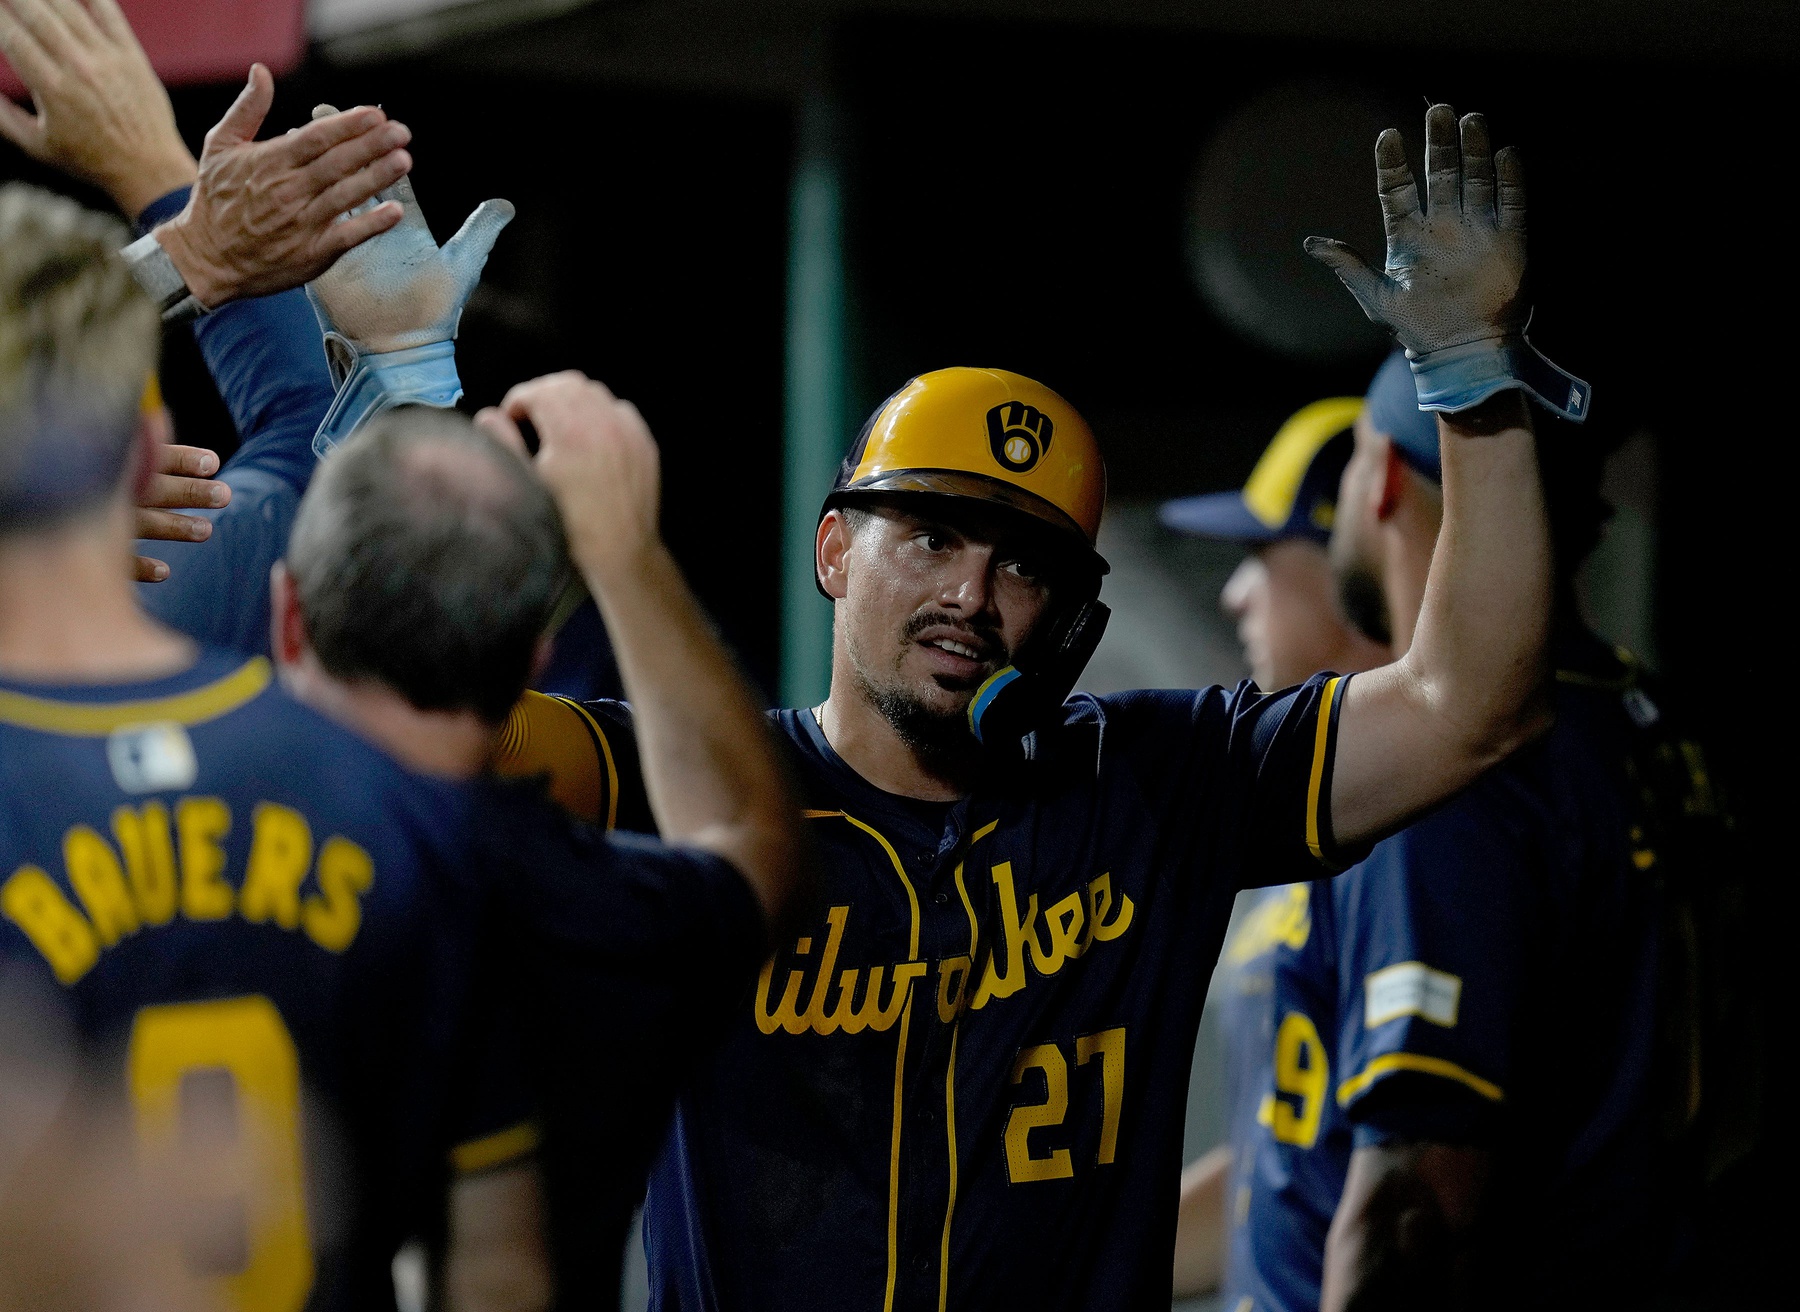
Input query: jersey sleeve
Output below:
<box><xmin>1107</xmin><ymin>671</ymin><xmax>1356</xmax><ymax>893</ymax></box>
<box><xmin>1327</xmin><ymin>786</ymin><xmax>1535</xmax><ymax>1147</ymax></box>
<box><xmin>477</xmin><ymin>784</ymin><xmax>768</xmax><ymax>1240</ymax></box>
<box><xmin>494</xmin><ymin>693</ymin><xmax>653</xmax><ymax>833</ymax></box>
<box><xmin>134</xmin><ymin>186</ymin><xmax>338</xmax><ymax>657</ymax></box>
<box><xmin>444</xmin><ymin>940</ymin><xmax>541</xmax><ymax>1177</ymax></box>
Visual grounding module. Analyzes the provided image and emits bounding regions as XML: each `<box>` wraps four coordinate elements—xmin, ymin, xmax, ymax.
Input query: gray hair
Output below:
<box><xmin>286</xmin><ymin>408</ymin><xmax>568</xmax><ymax>723</ymax></box>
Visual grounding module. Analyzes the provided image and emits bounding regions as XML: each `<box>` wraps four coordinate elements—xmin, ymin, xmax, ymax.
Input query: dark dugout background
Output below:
<box><xmin>3</xmin><ymin>1</ymin><xmax>1785</xmax><ymax>1304</ymax></box>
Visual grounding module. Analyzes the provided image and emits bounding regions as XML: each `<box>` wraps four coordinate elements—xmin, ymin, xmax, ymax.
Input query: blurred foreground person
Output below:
<box><xmin>0</xmin><ymin>980</ymin><xmax>216</xmax><ymax>1312</ymax></box>
<box><xmin>1</xmin><ymin>14</ymin><xmax>808</xmax><ymax>1299</ymax></box>
<box><xmin>0</xmin><ymin>182</ymin><xmax>540</xmax><ymax>1312</ymax></box>
<box><xmin>501</xmin><ymin>106</ymin><xmax>1582</xmax><ymax>1310</ymax></box>
<box><xmin>1224</xmin><ymin>351</ymin><xmax>1723</xmax><ymax>1312</ymax></box>
<box><xmin>1156</xmin><ymin>399</ymin><xmax>1389</xmax><ymax>1299</ymax></box>
<box><xmin>0</xmin><ymin>183</ymin><xmax>808</xmax><ymax>1311</ymax></box>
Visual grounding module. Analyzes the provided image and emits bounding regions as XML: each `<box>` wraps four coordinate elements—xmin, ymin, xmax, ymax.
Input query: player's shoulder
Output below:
<box><xmin>1060</xmin><ymin>673</ymin><xmax>1336</xmax><ymax>757</ymax></box>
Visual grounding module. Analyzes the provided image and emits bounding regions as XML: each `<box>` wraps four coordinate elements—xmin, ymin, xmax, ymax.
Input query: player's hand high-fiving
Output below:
<box><xmin>1307</xmin><ymin>103</ymin><xmax>1588</xmax><ymax>420</ymax></box>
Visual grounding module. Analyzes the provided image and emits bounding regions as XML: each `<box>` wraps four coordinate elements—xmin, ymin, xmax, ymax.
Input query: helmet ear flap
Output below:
<box><xmin>968</xmin><ymin>598</ymin><xmax>1111</xmax><ymax>761</ymax></box>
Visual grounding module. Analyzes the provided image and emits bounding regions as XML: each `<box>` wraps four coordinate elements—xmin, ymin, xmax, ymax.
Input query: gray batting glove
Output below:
<box><xmin>304</xmin><ymin>105</ymin><xmax>514</xmax><ymax>455</ymax></box>
<box><xmin>1305</xmin><ymin>105</ymin><xmax>1588</xmax><ymax>421</ymax></box>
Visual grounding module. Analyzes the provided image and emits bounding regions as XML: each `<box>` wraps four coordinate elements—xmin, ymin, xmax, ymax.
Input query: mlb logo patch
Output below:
<box><xmin>107</xmin><ymin>722</ymin><xmax>198</xmax><ymax>795</ymax></box>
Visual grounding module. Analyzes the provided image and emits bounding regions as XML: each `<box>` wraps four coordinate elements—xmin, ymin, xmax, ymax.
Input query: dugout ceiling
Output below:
<box><xmin>336</xmin><ymin>0</ymin><xmax>1800</xmax><ymax>83</ymax></box>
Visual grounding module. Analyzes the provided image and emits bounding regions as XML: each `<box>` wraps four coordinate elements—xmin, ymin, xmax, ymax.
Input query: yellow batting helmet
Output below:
<box><xmin>825</xmin><ymin>367</ymin><xmax>1108</xmax><ymax>570</ymax></box>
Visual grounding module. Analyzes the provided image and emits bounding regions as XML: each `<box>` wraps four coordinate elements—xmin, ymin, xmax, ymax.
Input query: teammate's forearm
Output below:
<box><xmin>584</xmin><ymin>542</ymin><xmax>810</xmax><ymax>924</ymax></box>
<box><xmin>1332</xmin><ymin>394</ymin><xmax>1551</xmax><ymax>846</ymax></box>
<box><xmin>1410</xmin><ymin>394</ymin><xmax>1552</xmax><ymax>760</ymax></box>
<box><xmin>1171</xmin><ymin>1144</ymin><xmax>1231</xmax><ymax>1297</ymax></box>
<box><xmin>445</xmin><ymin>1163</ymin><xmax>553</xmax><ymax>1312</ymax></box>
<box><xmin>1321</xmin><ymin>1142</ymin><xmax>1486</xmax><ymax>1312</ymax></box>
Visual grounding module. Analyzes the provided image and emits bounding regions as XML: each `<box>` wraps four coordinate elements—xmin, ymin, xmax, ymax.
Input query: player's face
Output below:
<box><xmin>1327</xmin><ymin>413</ymin><xmax>1393</xmax><ymax>646</ymax></box>
<box><xmin>1222</xmin><ymin>538</ymin><xmax>1363</xmax><ymax>690</ymax></box>
<box><xmin>834</xmin><ymin>502</ymin><xmax>1056</xmax><ymax>729</ymax></box>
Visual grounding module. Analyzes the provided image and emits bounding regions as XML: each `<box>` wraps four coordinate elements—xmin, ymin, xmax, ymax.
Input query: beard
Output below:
<box><xmin>848</xmin><ymin>609</ymin><xmax>1006</xmax><ymax>782</ymax></box>
<box><xmin>1335</xmin><ymin>557</ymin><xmax>1392</xmax><ymax>648</ymax></box>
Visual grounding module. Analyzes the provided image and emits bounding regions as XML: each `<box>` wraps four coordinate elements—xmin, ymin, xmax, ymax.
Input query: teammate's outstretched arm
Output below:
<box><xmin>0</xmin><ymin>0</ymin><xmax>413</xmax><ymax>305</ymax></box>
<box><xmin>1307</xmin><ymin>106</ymin><xmax>1555</xmax><ymax>848</ymax></box>
<box><xmin>479</xmin><ymin>374</ymin><xmax>813</xmax><ymax>925</ymax></box>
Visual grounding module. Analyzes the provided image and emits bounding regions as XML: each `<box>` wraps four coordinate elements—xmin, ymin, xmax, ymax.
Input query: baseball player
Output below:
<box><xmin>0</xmin><ymin>178</ymin><xmax>811</xmax><ymax>1310</ymax></box>
<box><xmin>0</xmin><ymin>180</ymin><xmax>549</xmax><ymax>1311</ymax></box>
<box><xmin>499</xmin><ymin>104</ymin><xmax>1586</xmax><ymax>1310</ymax></box>
<box><xmin>1223</xmin><ymin>351</ymin><xmax>1683</xmax><ymax>1312</ymax></box>
<box><xmin>1155</xmin><ymin>398</ymin><xmax>1390</xmax><ymax>1299</ymax></box>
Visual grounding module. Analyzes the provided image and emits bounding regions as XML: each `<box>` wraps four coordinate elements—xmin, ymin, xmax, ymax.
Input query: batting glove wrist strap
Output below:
<box><xmin>1409</xmin><ymin>335</ymin><xmax>1590</xmax><ymax>422</ymax></box>
<box><xmin>311</xmin><ymin>338</ymin><xmax>462</xmax><ymax>459</ymax></box>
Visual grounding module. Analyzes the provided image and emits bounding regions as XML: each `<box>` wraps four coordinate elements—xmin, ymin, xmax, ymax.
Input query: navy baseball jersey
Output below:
<box><xmin>1226</xmin><ymin>638</ymin><xmax>1667</xmax><ymax>1312</ymax></box>
<box><xmin>1213</xmin><ymin>883</ymin><xmax>1313</xmax><ymax>1259</ymax></box>
<box><xmin>0</xmin><ymin>650</ymin><xmax>532</xmax><ymax>1312</ymax></box>
<box><xmin>501</xmin><ymin>673</ymin><xmax>1352</xmax><ymax>1311</ymax></box>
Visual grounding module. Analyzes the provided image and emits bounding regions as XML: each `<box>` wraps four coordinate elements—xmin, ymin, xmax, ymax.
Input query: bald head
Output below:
<box><xmin>286</xmin><ymin>408</ymin><xmax>567</xmax><ymax>723</ymax></box>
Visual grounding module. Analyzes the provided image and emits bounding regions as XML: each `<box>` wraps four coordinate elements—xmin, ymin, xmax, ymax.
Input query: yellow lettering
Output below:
<box><xmin>113</xmin><ymin>802</ymin><xmax>177</xmax><ymax>925</ymax></box>
<box><xmin>1260</xmin><ymin>1011</ymin><xmax>1328</xmax><ymax>1148</ymax></box>
<box><xmin>177</xmin><ymin>797</ymin><xmax>233</xmax><ymax>921</ymax></box>
<box><xmin>1027</xmin><ymin>889</ymin><xmax>1088</xmax><ymax>978</ymax></box>
<box><xmin>1075</xmin><ymin>1027</ymin><xmax>1127</xmax><ymax>1165</ymax></box>
<box><xmin>1004</xmin><ymin>1044</ymin><xmax>1074</xmax><ymax>1183</ymax></box>
<box><xmin>971</xmin><ymin>862</ymin><xmax>1033</xmax><ymax>1010</ymax></box>
<box><xmin>240</xmin><ymin>804</ymin><xmax>314</xmax><ymax>931</ymax></box>
<box><xmin>129</xmin><ymin>996</ymin><xmax>314</xmax><ymax>1309</ymax></box>
<box><xmin>754</xmin><ymin>958</ymin><xmax>810</xmax><ymax>1036</ymax></box>
<box><xmin>752</xmin><ymin>907</ymin><xmax>926</xmax><ymax>1036</ymax></box>
<box><xmin>936</xmin><ymin>955</ymin><xmax>971</xmax><ymax>1023</ymax></box>
<box><xmin>1</xmin><ymin>866</ymin><xmax>100</xmax><ymax>985</ymax></box>
<box><xmin>1087</xmin><ymin>873</ymin><xmax>1134</xmax><ymax>942</ymax></box>
<box><xmin>800</xmin><ymin>905</ymin><xmax>851</xmax><ymax>1034</ymax></box>
<box><xmin>62</xmin><ymin>825</ymin><xmax>139</xmax><ymax>947</ymax></box>
<box><xmin>301</xmin><ymin>837</ymin><xmax>371</xmax><ymax>953</ymax></box>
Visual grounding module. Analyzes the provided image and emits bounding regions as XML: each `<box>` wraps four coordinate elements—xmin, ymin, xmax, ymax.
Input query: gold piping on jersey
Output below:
<box><xmin>1304</xmin><ymin>676</ymin><xmax>1344</xmax><ymax>862</ymax></box>
<box><xmin>0</xmin><ymin>658</ymin><xmax>271</xmax><ymax>736</ymax></box>
<box><xmin>937</xmin><ymin>818</ymin><xmax>994</xmax><ymax>1310</ymax></box>
<box><xmin>831</xmin><ymin>813</ymin><xmax>922</xmax><ymax>1312</ymax></box>
<box><xmin>449</xmin><ymin>1121</ymin><xmax>542</xmax><ymax>1174</ymax></box>
<box><xmin>1335</xmin><ymin>1052</ymin><xmax>1503</xmax><ymax>1107</ymax></box>
<box><xmin>555</xmin><ymin>697</ymin><xmax>620</xmax><ymax>831</ymax></box>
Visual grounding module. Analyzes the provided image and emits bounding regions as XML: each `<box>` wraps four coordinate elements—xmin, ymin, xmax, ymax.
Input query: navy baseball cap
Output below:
<box><xmin>1160</xmin><ymin>396</ymin><xmax>1363</xmax><ymax>545</ymax></box>
<box><xmin>1365</xmin><ymin>349</ymin><xmax>1440</xmax><ymax>480</ymax></box>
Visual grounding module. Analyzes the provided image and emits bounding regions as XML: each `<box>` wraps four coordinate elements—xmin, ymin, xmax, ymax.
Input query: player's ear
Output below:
<box><xmin>529</xmin><ymin>633</ymin><xmax>554</xmax><ymax>684</ymax></box>
<box><xmin>269</xmin><ymin>562</ymin><xmax>309</xmax><ymax>669</ymax></box>
<box><xmin>817</xmin><ymin>509</ymin><xmax>851</xmax><ymax>600</ymax></box>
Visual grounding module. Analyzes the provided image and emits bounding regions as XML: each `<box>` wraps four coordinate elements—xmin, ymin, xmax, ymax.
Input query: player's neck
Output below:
<box><xmin>282</xmin><ymin>658</ymin><xmax>498</xmax><ymax>780</ymax></box>
<box><xmin>1381</xmin><ymin>525</ymin><xmax>1435</xmax><ymax>656</ymax></box>
<box><xmin>815</xmin><ymin>686</ymin><xmax>970</xmax><ymax>803</ymax></box>
<box><xmin>0</xmin><ymin>510</ymin><xmax>193</xmax><ymax>684</ymax></box>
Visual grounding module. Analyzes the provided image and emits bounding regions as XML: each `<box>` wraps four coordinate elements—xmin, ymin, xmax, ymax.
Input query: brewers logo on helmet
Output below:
<box><xmin>823</xmin><ymin>367</ymin><xmax>1108</xmax><ymax>572</ymax></box>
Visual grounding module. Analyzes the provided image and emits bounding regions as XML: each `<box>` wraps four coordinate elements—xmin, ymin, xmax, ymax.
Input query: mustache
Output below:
<box><xmin>902</xmin><ymin>610</ymin><xmax>1005</xmax><ymax>657</ymax></box>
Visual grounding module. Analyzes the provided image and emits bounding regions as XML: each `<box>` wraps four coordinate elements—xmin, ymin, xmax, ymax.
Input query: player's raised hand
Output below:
<box><xmin>476</xmin><ymin>371</ymin><xmax>661</xmax><ymax>590</ymax></box>
<box><xmin>152</xmin><ymin>80</ymin><xmax>414</xmax><ymax>308</ymax></box>
<box><xmin>0</xmin><ymin>0</ymin><xmax>195</xmax><ymax>216</ymax></box>
<box><xmin>1305</xmin><ymin>105</ymin><xmax>1526</xmax><ymax>358</ymax></box>
<box><xmin>305</xmin><ymin>111</ymin><xmax>513</xmax><ymax>358</ymax></box>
